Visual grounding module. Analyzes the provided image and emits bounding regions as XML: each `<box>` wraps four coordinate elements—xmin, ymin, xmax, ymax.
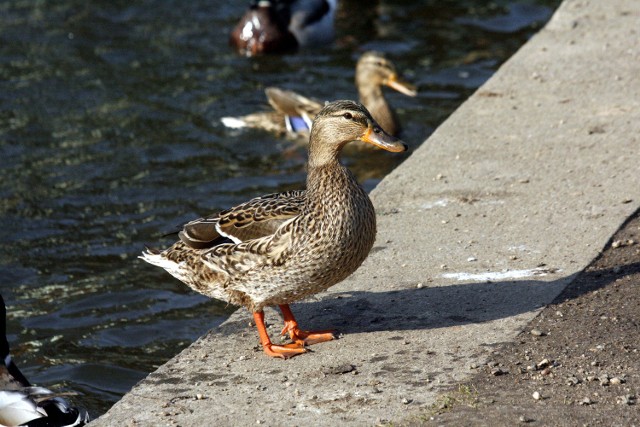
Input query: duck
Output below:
<box><xmin>0</xmin><ymin>295</ymin><xmax>90</xmax><ymax>427</ymax></box>
<box><xmin>221</xmin><ymin>51</ymin><xmax>417</xmax><ymax>137</ymax></box>
<box><xmin>142</xmin><ymin>100</ymin><xmax>408</xmax><ymax>358</ymax></box>
<box><xmin>230</xmin><ymin>0</ymin><xmax>336</xmax><ymax>56</ymax></box>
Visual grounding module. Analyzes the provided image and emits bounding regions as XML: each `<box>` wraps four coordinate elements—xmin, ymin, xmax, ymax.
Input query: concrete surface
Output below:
<box><xmin>93</xmin><ymin>0</ymin><xmax>640</xmax><ymax>425</ymax></box>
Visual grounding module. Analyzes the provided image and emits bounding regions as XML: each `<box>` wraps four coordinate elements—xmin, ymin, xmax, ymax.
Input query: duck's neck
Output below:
<box><xmin>305</xmin><ymin>160</ymin><xmax>361</xmax><ymax>211</ymax></box>
<box><xmin>358</xmin><ymin>85</ymin><xmax>397</xmax><ymax>136</ymax></box>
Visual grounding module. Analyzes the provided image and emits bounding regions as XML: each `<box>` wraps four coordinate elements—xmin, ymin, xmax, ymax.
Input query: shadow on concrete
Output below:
<box><xmin>282</xmin><ymin>262</ymin><xmax>640</xmax><ymax>336</ymax></box>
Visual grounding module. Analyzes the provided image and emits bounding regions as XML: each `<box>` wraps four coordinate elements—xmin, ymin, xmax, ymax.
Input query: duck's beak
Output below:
<box><xmin>384</xmin><ymin>73</ymin><xmax>417</xmax><ymax>97</ymax></box>
<box><xmin>359</xmin><ymin>126</ymin><xmax>408</xmax><ymax>152</ymax></box>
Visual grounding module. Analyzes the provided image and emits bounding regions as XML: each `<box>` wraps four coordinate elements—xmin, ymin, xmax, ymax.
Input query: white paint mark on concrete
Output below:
<box><xmin>421</xmin><ymin>199</ymin><xmax>449</xmax><ymax>209</ymax></box>
<box><xmin>442</xmin><ymin>268</ymin><xmax>554</xmax><ymax>282</ymax></box>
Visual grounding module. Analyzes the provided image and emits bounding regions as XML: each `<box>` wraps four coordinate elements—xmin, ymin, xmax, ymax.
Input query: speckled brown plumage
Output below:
<box><xmin>141</xmin><ymin>100</ymin><xmax>408</xmax><ymax>358</ymax></box>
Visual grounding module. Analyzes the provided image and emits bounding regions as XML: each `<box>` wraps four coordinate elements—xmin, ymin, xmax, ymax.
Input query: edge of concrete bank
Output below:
<box><xmin>93</xmin><ymin>0</ymin><xmax>640</xmax><ymax>425</ymax></box>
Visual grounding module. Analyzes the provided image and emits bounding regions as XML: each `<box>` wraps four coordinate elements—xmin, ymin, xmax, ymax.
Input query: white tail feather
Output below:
<box><xmin>139</xmin><ymin>251</ymin><xmax>187</xmax><ymax>281</ymax></box>
<box><xmin>221</xmin><ymin>117</ymin><xmax>247</xmax><ymax>129</ymax></box>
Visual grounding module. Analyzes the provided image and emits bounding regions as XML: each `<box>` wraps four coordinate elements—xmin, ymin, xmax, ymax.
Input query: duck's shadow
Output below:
<box><xmin>284</xmin><ymin>262</ymin><xmax>639</xmax><ymax>335</ymax></box>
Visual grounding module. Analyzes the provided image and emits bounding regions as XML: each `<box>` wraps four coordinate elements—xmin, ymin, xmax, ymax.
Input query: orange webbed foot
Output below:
<box><xmin>279</xmin><ymin>304</ymin><xmax>336</xmax><ymax>346</ymax></box>
<box><xmin>253</xmin><ymin>310</ymin><xmax>307</xmax><ymax>359</ymax></box>
<box><xmin>261</xmin><ymin>342</ymin><xmax>307</xmax><ymax>359</ymax></box>
<box><xmin>281</xmin><ymin>324</ymin><xmax>336</xmax><ymax>346</ymax></box>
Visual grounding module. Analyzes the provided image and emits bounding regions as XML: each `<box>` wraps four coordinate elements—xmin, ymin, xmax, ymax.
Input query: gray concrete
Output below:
<box><xmin>93</xmin><ymin>0</ymin><xmax>640</xmax><ymax>425</ymax></box>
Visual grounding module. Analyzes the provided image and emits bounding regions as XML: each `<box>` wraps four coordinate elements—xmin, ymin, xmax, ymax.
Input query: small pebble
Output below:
<box><xmin>530</xmin><ymin>329</ymin><xmax>545</xmax><ymax>337</ymax></box>
<box><xmin>196</xmin><ymin>393</ymin><xmax>204</xmax><ymax>400</ymax></box>
<box><xmin>402</xmin><ymin>398</ymin><xmax>412</xmax><ymax>405</ymax></box>
<box><xmin>580</xmin><ymin>397</ymin><xmax>592</xmax><ymax>406</ymax></box>
<box><xmin>532</xmin><ymin>391</ymin><xmax>541</xmax><ymax>400</ymax></box>
<box><xmin>610</xmin><ymin>377</ymin><xmax>624</xmax><ymax>385</ymax></box>
<box><xmin>612</xmin><ymin>238</ymin><xmax>635</xmax><ymax>248</ymax></box>
<box><xmin>491</xmin><ymin>368</ymin><xmax>505</xmax><ymax>376</ymax></box>
<box><xmin>566</xmin><ymin>376</ymin><xmax>580</xmax><ymax>386</ymax></box>
<box><xmin>519</xmin><ymin>415</ymin><xmax>533</xmax><ymax>423</ymax></box>
<box><xmin>537</xmin><ymin>358</ymin><xmax>550</xmax><ymax>369</ymax></box>
<box><xmin>467</xmin><ymin>256</ymin><xmax>477</xmax><ymax>262</ymax></box>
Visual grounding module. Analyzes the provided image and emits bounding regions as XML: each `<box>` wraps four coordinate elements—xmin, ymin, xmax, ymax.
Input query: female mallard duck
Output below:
<box><xmin>142</xmin><ymin>100</ymin><xmax>407</xmax><ymax>358</ymax></box>
<box><xmin>1</xmin><ymin>295</ymin><xmax>89</xmax><ymax>427</ymax></box>
<box><xmin>230</xmin><ymin>0</ymin><xmax>336</xmax><ymax>56</ymax></box>
<box><xmin>222</xmin><ymin>51</ymin><xmax>417</xmax><ymax>137</ymax></box>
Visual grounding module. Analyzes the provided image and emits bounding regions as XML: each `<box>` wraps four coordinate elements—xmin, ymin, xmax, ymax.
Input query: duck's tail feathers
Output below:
<box><xmin>139</xmin><ymin>246</ymin><xmax>166</xmax><ymax>266</ymax></box>
<box><xmin>139</xmin><ymin>248</ymin><xmax>188</xmax><ymax>283</ymax></box>
<box><xmin>221</xmin><ymin>116</ymin><xmax>247</xmax><ymax>129</ymax></box>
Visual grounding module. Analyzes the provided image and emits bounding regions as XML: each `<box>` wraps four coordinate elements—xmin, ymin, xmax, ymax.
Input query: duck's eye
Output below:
<box><xmin>343</xmin><ymin>112</ymin><xmax>353</xmax><ymax>120</ymax></box>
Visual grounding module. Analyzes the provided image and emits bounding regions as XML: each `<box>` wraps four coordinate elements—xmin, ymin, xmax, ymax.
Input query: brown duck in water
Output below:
<box><xmin>221</xmin><ymin>51</ymin><xmax>416</xmax><ymax>138</ymax></box>
<box><xmin>142</xmin><ymin>100</ymin><xmax>408</xmax><ymax>358</ymax></box>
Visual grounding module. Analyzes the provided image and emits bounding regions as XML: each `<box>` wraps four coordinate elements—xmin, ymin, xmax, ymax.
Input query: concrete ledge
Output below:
<box><xmin>93</xmin><ymin>0</ymin><xmax>640</xmax><ymax>425</ymax></box>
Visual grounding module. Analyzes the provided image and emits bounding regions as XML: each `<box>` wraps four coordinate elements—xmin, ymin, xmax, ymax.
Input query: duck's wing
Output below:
<box><xmin>265</xmin><ymin>87</ymin><xmax>323</xmax><ymax>132</ymax></box>
<box><xmin>201</xmin><ymin>212</ymin><xmax>298</xmax><ymax>278</ymax></box>
<box><xmin>0</xmin><ymin>389</ymin><xmax>46</xmax><ymax>426</ymax></box>
<box><xmin>179</xmin><ymin>190</ymin><xmax>305</xmax><ymax>249</ymax></box>
<box><xmin>0</xmin><ymin>387</ymin><xmax>89</xmax><ymax>427</ymax></box>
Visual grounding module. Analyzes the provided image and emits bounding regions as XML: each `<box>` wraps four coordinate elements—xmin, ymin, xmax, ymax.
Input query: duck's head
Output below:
<box><xmin>229</xmin><ymin>1</ymin><xmax>298</xmax><ymax>56</ymax></box>
<box><xmin>355</xmin><ymin>51</ymin><xmax>417</xmax><ymax>97</ymax></box>
<box><xmin>308</xmin><ymin>100</ymin><xmax>408</xmax><ymax>166</ymax></box>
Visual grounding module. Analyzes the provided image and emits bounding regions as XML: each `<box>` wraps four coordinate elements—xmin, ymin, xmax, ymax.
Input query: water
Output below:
<box><xmin>0</xmin><ymin>0</ymin><xmax>558</xmax><ymax>417</ymax></box>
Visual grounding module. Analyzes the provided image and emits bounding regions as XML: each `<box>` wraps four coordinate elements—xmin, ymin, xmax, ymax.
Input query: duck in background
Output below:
<box><xmin>230</xmin><ymin>0</ymin><xmax>337</xmax><ymax>56</ymax></box>
<box><xmin>0</xmin><ymin>295</ymin><xmax>89</xmax><ymax>427</ymax></box>
<box><xmin>222</xmin><ymin>51</ymin><xmax>417</xmax><ymax>138</ymax></box>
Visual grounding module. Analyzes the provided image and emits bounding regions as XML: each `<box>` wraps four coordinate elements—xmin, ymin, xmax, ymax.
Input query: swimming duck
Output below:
<box><xmin>142</xmin><ymin>100</ymin><xmax>407</xmax><ymax>358</ymax></box>
<box><xmin>221</xmin><ymin>51</ymin><xmax>417</xmax><ymax>137</ymax></box>
<box><xmin>0</xmin><ymin>295</ymin><xmax>90</xmax><ymax>427</ymax></box>
<box><xmin>230</xmin><ymin>0</ymin><xmax>336</xmax><ymax>56</ymax></box>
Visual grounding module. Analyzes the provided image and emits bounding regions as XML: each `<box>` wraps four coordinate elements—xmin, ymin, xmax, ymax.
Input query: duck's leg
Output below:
<box><xmin>279</xmin><ymin>304</ymin><xmax>335</xmax><ymax>346</ymax></box>
<box><xmin>253</xmin><ymin>311</ymin><xmax>306</xmax><ymax>359</ymax></box>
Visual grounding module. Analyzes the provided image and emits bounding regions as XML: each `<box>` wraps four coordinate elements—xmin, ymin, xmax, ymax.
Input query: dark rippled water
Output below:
<box><xmin>0</xmin><ymin>0</ymin><xmax>558</xmax><ymax>417</ymax></box>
